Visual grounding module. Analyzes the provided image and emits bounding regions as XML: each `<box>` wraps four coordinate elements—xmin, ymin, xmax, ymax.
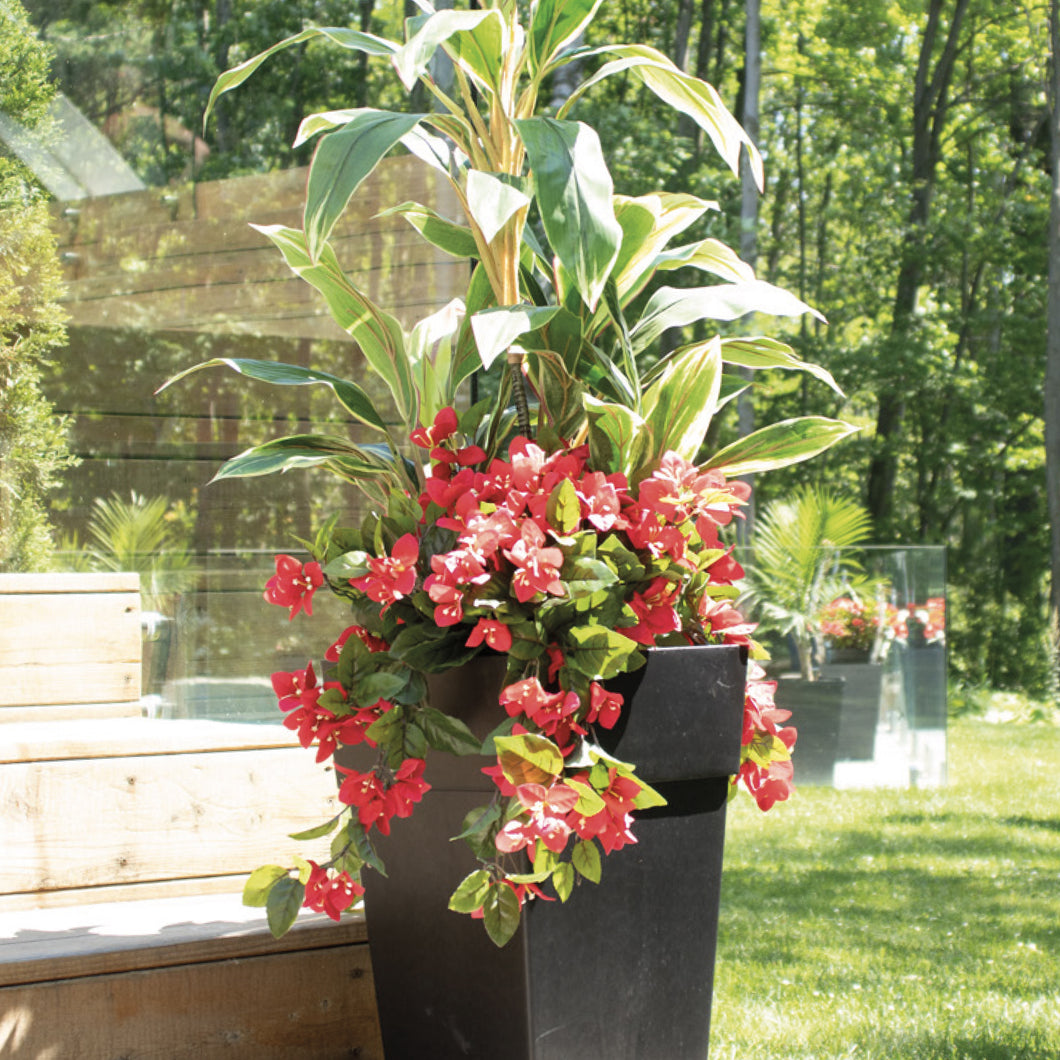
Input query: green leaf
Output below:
<box><xmin>565</xmin><ymin>625</ymin><xmax>640</xmax><ymax>680</ymax></box>
<box><xmin>394</xmin><ymin>8</ymin><xmax>504</xmax><ymax>92</ymax></box>
<box><xmin>266</xmin><ymin>875</ymin><xmax>305</xmax><ymax>938</ymax></box>
<box><xmin>610</xmin><ymin>192</ymin><xmax>716</xmax><ymax>301</ymax></box>
<box><xmin>249</xmin><ymin>225</ymin><xmax>415</xmax><ymax>421</ymax></box>
<box><xmin>552</xmin><ymin>861</ymin><xmax>575</xmax><ymax>902</ymax></box>
<box><xmin>448</xmin><ymin>869</ymin><xmax>493</xmax><ymax>914</ymax></box>
<box><xmin>305</xmin><ymin>110</ymin><xmax>426</xmax><ymax>261</ymax></box>
<box><xmin>632</xmin><ymin>282</ymin><xmax>825</xmax><ymax>352</ymax></box>
<box><xmin>482</xmin><ymin>880</ymin><xmax>522</xmax><ymax>947</ymax></box>
<box><xmin>631</xmin><ymin>777</ymin><xmax>668</xmax><ymax>810</ymax></box>
<box><xmin>653</xmin><ymin>237</ymin><xmax>756</xmax><ymax>284</ymax></box>
<box><xmin>583</xmin><ymin>394</ymin><xmax>650</xmax><ymax>477</ymax></box>
<box><xmin>204</xmin><ymin>28</ymin><xmax>397</xmax><ymax>129</ymax></box>
<box><xmin>243</xmin><ymin>864</ymin><xmax>289</xmax><ymax>908</ymax></box>
<box><xmin>560</xmin><ymin>45</ymin><xmax>762</xmax><ymax>190</ymax></box>
<box><xmin>563</xmin><ymin>556</ymin><xmax>619</xmax><ymax>600</ymax></box>
<box><xmin>546</xmin><ymin>477</ymin><xmax>581</xmax><ymax>535</ymax></box>
<box><xmin>515</xmin><ymin>116</ymin><xmax>622</xmax><ymax>311</ymax></box>
<box><xmin>470</xmin><ymin>305</ymin><xmax>560</xmax><ymax>369</ymax></box>
<box><xmin>159</xmin><ymin>357</ymin><xmax>388</xmax><ymax>433</ymax></box>
<box><xmin>466</xmin><ymin>170</ymin><xmax>531</xmax><ymax>245</ymax></box>
<box><xmin>323</xmin><ymin>549</ymin><xmax>371</xmax><ymax>580</ymax></box>
<box><xmin>288</xmin><ymin>818</ymin><xmax>341</xmax><ymax>842</ymax></box>
<box><xmin>353</xmin><ymin>670</ymin><xmax>408</xmax><ymax>704</ymax></box>
<box><xmin>566</xmin><ymin>778</ymin><xmax>606</xmax><ymax>818</ymax></box>
<box><xmin>419</xmin><ymin>707</ymin><xmax>482</xmax><ymax>756</ymax></box>
<box><xmin>530</xmin><ymin>0</ymin><xmax>604</xmax><ymax>73</ymax></box>
<box><xmin>720</xmin><ymin>336</ymin><xmax>844</xmax><ymax>396</ymax></box>
<box><xmin>211</xmin><ymin>437</ymin><xmax>407</xmax><ymax>484</ymax></box>
<box><xmin>572</xmin><ymin>839</ymin><xmax>602</xmax><ymax>883</ymax></box>
<box><xmin>640</xmin><ymin>336</ymin><xmax>722</xmax><ymax>463</ymax></box>
<box><xmin>703</xmin><ymin>417</ymin><xmax>860</xmax><ymax>477</ymax></box>
<box><xmin>494</xmin><ymin>733</ymin><xmax>564</xmax><ymax>786</ymax></box>
<box><xmin>379</xmin><ymin>201</ymin><xmax>478</xmax><ymax>258</ymax></box>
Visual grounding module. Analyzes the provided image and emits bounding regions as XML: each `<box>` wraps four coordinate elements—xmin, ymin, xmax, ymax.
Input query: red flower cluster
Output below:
<box><xmin>264</xmin><ymin>554</ymin><xmax>323</xmax><ymax>619</ymax></box>
<box><xmin>304</xmin><ymin>861</ymin><xmax>365</xmax><ymax>921</ymax></box>
<box><xmin>261</xmin><ymin>411</ymin><xmax>797</xmax><ymax>929</ymax></box>
<box><xmin>336</xmin><ymin>758</ymin><xmax>431</xmax><ymax>835</ymax></box>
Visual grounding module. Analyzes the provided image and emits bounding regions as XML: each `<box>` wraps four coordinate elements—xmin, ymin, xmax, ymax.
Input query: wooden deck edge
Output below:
<box><xmin>0</xmin><ymin>897</ymin><xmax>368</xmax><ymax>988</ymax></box>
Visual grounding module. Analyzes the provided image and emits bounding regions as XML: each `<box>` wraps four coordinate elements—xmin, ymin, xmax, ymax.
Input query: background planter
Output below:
<box><xmin>339</xmin><ymin>643</ymin><xmax>747</xmax><ymax>1060</ymax></box>
<box><xmin>820</xmin><ymin>660</ymin><xmax>883</xmax><ymax>761</ymax></box>
<box><xmin>773</xmin><ymin>676</ymin><xmax>844</xmax><ymax>785</ymax></box>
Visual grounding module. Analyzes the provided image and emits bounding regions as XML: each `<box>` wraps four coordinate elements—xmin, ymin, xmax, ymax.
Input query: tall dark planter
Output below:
<box><xmin>338</xmin><ymin>643</ymin><xmax>747</xmax><ymax>1060</ymax></box>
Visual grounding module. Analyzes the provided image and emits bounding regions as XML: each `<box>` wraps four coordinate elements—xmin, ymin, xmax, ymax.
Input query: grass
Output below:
<box><xmin>710</xmin><ymin>719</ymin><xmax>1060</xmax><ymax>1060</ymax></box>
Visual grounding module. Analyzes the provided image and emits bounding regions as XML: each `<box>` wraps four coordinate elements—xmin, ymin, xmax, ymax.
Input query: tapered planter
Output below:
<box><xmin>772</xmin><ymin>676</ymin><xmax>844</xmax><ymax>785</ymax></box>
<box><xmin>820</xmin><ymin>657</ymin><xmax>883</xmax><ymax>761</ymax></box>
<box><xmin>338</xmin><ymin>643</ymin><xmax>747</xmax><ymax>1060</ymax></box>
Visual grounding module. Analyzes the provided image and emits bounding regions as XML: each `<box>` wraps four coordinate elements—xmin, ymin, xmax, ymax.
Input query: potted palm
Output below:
<box><xmin>164</xmin><ymin>3</ymin><xmax>856</xmax><ymax>1057</ymax></box>
<box><xmin>740</xmin><ymin>486</ymin><xmax>874</xmax><ymax>782</ymax></box>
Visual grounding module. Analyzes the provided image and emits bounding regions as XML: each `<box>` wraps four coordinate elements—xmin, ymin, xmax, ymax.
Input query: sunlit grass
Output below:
<box><xmin>711</xmin><ymin>720</ymin><xmax>1060</xmax><ymax>1060</ymax></box>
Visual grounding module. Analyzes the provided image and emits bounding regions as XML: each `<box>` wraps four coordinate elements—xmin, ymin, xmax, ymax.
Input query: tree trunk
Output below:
<box><xmin>737</xmin><ymin>0</ymin><xmax>760</xmax><ymax>542</ymax></box>
<box><xmin>1047</xmin><ymin>0</ymin><xmax>1060</xmax><ymax>680</ymax></box>
<box><xmin>865</xmin><ymin>0</ymin><xmax>969</xmax><ymax>531</ymax></box>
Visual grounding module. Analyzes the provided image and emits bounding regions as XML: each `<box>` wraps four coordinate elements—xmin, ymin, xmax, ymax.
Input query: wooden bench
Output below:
<box><xmin>0</xmin><ymin>573</ymin><xmax>383</xmax><ymax>1058</ymax></box>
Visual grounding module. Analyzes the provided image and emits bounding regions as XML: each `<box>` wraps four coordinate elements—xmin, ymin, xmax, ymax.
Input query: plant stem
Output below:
<box><xmin>508</xmin><ymin>353</ymin><xmax>533</xmax><ymax>438</ymax></box>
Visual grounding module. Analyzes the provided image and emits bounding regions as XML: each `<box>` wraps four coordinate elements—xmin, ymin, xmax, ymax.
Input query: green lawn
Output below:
<box><xmin>711</xmin><ymin>719</ymin><xmax>1060</xmax><ymax>1060</ymax></box>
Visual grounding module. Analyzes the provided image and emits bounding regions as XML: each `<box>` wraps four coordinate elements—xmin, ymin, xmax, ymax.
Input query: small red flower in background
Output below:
<box><xmin>304</xmin><ymin>861</ymin><xmax>364</xmax><ymax>921</ymax></box>
<box><xmin>264</xmin><ymin>554</ymin><xmax>323</xmax><ymax>619</ymax></box>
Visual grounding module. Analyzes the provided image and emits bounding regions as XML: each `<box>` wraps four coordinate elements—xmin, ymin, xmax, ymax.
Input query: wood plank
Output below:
<box><xmin>0</xmin><ymin>701</ymin><xmax>143</xmax><ymax>724</ymax></box>
<box><xmin>0</xmin><ymin>573</ymin><xmax>140</xmax><ymax>594</ymax></box>
<box><xmin>0</xmin><ymin>933</ymin><xmax>383</xmax><ymax>1059</ymax></box>
<box><xmin>0</xmin><ymin>718</ymin><xmax>303</xmax><ymax>765</ymax></box>
<box><xmin>0</xmin><ymin>746</ymin><xmax>340</xmax><ymax>895</ymax></box>
<box><xmin>0</xmin><ymin>874</ymin><xmax>246</xmax><ymax>913</ymax></box>
<box><xmin>0</xmin><ymin>896</ymin><xmax>367</xmax><ymax>985</ymax></box>
<box><xmin>0</xmin><ymin>590</ymin><xmax>141</xmax><ymax>665</ymax></box>
<box><xmin>0</xmin><ymin>660</ymin><xmax>141</xmax><ymax>708</ymax></box>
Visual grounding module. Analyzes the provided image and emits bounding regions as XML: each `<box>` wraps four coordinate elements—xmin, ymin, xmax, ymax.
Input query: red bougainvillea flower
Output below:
<box><xmin>698</xmin><ymin>596</ymin><xmax>758</xmax><ymax>645</ymax></box>
<box><xmin>271</xmin><ymin>661</ymin><xmax>319</xmax><ymax>712</ymax></box>
<box><xmin>304</xmin><ymin>861</ymin><xmax>364</xmax><ymax>921</ymax></box>
<box><xmin>351</xmin><ymin>533</ymin><xmax>420</xmax><ymax>610</ymax></box>
<box><xmin>503</xmin><ymin>520</ymin><xmax>565</xmax><ymax>603</ymax></box>
<box><xmin>466</xmin><ymin>617</ymin><xmax>513</xmax><ymax>652</ymax></box>
<box><xmin>264</xmin><ymin>554</ymin><xmax>324</xmax><ymax>619</ymax></box>
<box><xmin>616</xmin><ymin>576</ymin><xmax>682</xmax><ymax>645</ymax></box>
<box><xmin>336</xmin><ymin>758</ymin><xmax>430</xmax><ymax>835</ymax></box>
<box><xmin>577</xmin><ymin>471</ymin><xmax>629</xmax><ymax>532</ymax></box>
<box><xmin>568</xmin><ymin>768</ymin><xmax>641</xmax><ymax>854</ymax></box>
<box><xmin>587</xmin><ymin>682</ymin><xmax>623</xmax><ymax>729</ymax></box>
<box><xmin>410</xmin><ymin>405</ymin><xmax>459</xmax><ymax>448</ymax></box>
<box><xmin>498</xmin><ymin>677</ymin><xmax>585</xmax><ymax>747</ymax></box>
<box><xmin>495</xmin><ymin>781</ymin><xmax>580</xmax><ymax>854</ymax></box>
<box><xmin>738</xmin><ymin>757</ymin><xmax>795</xmax><ymax>811</ymax></box>
<box><xmin>324</xmin><ymin>625</ymin><xmax>389</xmax><ymax>661</ymax></box>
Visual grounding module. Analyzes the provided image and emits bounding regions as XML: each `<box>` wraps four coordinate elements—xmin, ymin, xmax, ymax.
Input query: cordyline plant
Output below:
<box><xmin>163</xmin><ymin>0</ymin><xmax>857</xmax><ymax>946</ymax></box>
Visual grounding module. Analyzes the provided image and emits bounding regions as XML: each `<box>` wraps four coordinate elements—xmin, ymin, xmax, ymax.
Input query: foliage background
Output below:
<box><xmin>12</xmin><ymin>0</ymin><xmax>1057</xmax><ymax>696</ymax></box>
